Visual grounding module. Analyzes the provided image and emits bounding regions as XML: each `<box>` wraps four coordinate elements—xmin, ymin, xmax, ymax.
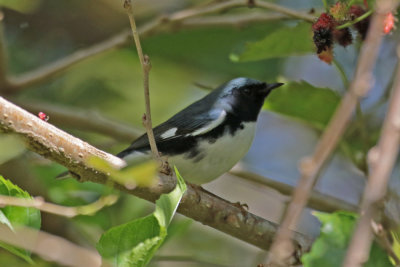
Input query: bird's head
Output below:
<box><xmin>213</xmin><ymin>77</ymin><xmax>283</xmax><ymax>121</ymax></box>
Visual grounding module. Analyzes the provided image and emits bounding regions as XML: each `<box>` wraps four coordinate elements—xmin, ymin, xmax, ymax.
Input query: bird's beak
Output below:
<box><xmin>257</xmin><ymin>82</ymin><xmax>284</xmax><ymax>95</ymax></box>
<box><xmin>266</xmin><ymin>82</ymin><xmax>284</xmax><ymax>91</ymax></box>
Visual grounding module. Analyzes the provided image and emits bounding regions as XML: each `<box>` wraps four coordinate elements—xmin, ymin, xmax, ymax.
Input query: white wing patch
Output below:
<box><xmin>161</xmin><ymin>127</ymin><xmax>178</xmax><ymax>139</ymax></box>
<box><xmin>189</xmin><ymin>110</ymin><xmax>227</xmax><ymax>137</ymax></box>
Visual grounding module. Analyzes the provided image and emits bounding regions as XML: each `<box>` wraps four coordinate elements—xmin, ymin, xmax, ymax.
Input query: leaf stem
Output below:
<box><xmin>337</xmin><ymin>9</ymin><xmax>373</xmax><ymax>30</ymax></box>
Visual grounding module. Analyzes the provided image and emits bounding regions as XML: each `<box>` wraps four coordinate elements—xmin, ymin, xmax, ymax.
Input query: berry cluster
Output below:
<box><xmin>312</xmin><ymin>2</ymin><xmax>396</xmax><ymax>64</ymax></box>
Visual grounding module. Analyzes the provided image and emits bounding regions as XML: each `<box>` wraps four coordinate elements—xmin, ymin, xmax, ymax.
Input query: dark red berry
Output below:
<box><xmin>312</xmin><ymin>13</ymin><xmax>336</xmax><ymax>54</ymax></box>
<box><xmin>333</xmin><ymin>28</ymin><xmax>353</xmax><ymax>47</ymax></box>
<box><xmin>312</xmin><ymin>13</ymin><xmax>336</xmax><ymax>31</ymax></box>
<box><xmin>349</xmin><ymin>5</ymin><xmax>370</xmax><ymax>39</ymax></box>
<box><xmin>313</xmin><ymin>28</ymin><xmax>333</xmax><ymax>53</ymax></box>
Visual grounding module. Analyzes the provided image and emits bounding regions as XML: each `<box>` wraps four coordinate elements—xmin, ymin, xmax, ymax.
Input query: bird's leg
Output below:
<box><xmin>158</xmin><ymin>153</ymin><xmax>172</xmax><ymax>176</ymax></box>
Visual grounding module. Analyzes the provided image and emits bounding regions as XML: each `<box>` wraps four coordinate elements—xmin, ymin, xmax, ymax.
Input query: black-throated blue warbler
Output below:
<box><xmin>118</xmin><ymin>77</ymin><xmax>283</xmax><ymax>184</ymax></box>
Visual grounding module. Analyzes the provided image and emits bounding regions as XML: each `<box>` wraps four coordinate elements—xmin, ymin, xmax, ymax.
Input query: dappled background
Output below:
<box><xmin>0</xmin><ymin>0</ymin><xmax>399</xmax><ymax>266</ymax></box>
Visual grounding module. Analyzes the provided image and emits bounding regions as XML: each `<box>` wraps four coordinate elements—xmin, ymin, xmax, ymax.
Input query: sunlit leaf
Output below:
<box><xmin>264</xmin><ymin>81</ymin><xmax>340</xmax><ymax>128</ymax></box>
<box><xmin>230</xmin><ymin>22</ymin><xmax>313</xmax><ymax>62</ymax></box>
<box><xmin>97</xmin><ymin>167</ymin><xmax>186</xmax><ymax>267</ymax></box>
<box><xmin>0</xmin><ymin>176</ymin><xmax>41</xmax><ymax>263</ymax></box>
<box><xmin>302</xmin><ymin>211</ymin><xmax>392</xmax><ymax>267</ymax></box>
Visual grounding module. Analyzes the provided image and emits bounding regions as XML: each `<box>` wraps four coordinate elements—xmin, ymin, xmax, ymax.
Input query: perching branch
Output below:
<box><xmin>0</xmin><ymin>96</ymin><xmax>313</xmax><ymax>253</ymax></box>
<box><xmin>343</xmin><ymin>42</ymin><xmax>400</xmax><ymax>267</ymax></box>
<box><xmin>0</xmin><ymin>1</ymin><xmax>315</xmax><ymax>93</ymax></box>
<box><xmin>267</xmin><ymin>0</ymin><xmax>398</xmax><ymax>265</ymax></box>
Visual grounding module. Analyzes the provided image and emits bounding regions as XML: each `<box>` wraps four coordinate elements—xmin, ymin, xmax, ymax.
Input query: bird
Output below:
<box><xmin>117</xmin><ymin>77</ymin><xmax>283</xmax><ymax>184</ymax></box>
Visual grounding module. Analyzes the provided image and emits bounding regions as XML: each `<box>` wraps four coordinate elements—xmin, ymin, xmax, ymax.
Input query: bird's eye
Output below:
<box><xmin>242</xmin><ymin>88</ymin><xmax>252</xmax><ymax>96</ymax></box>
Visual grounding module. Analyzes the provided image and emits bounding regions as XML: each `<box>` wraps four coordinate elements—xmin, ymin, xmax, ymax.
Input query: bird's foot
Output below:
<box><xmin>232</xmin><ymin>201</ymin><xmax>249</xmax><ymax>215</ymax></box>
<box><xmin>158</xmin><ymin>156</ymin><xmax>172</xmax><ymax>176</ymax></box>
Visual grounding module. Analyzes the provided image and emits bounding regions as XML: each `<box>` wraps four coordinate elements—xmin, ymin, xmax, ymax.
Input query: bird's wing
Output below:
<box><xmin>117</xmin><ymin>109</ymin><xmax>226</xmax><ymax>157</ymax></box>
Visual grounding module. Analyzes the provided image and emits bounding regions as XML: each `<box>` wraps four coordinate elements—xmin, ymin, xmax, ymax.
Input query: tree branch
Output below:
<box><xmin>267</xmin><ymin>0</ymin><xmax>398</xmax><ymax>265</ymax></box>
<box><xmin>0</xmin><ymin>96</ymin><xmax>313</xmax><ymax>253</ymax></box>
<box><xmin>1</xmin><ymin>1</ymin><xmax>315</xmax><ymax>93</ymax></box>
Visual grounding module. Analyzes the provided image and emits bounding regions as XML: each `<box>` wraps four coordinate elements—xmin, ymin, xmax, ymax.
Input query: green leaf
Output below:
<box><xmin>123</xmin><ymin>236</ymin><xmax>163</xmax><ymax>267</ymax></box>
<box><xmin>0</xmin><ymin>176</ymin><xmax>41</xmax><ymax>263</ymax></box>
<box><xmin>0</xmin><ymin>0</ymin><xmax>42</xmax><ymax>13</ymax></box>
<box><xmin>96</xmin><ymin>215</ymin><xmax>160</xmax><ymax>259</ymax></box>
<box><xmin>0</xmin><ymin>210</ymin><xmax>13</xmax><ymax>231</ymax></box>
<box><xmin>154</xmin><ymin>167</ymin><xmax>187</xmax><ymax>228</ymax></box>
<box><xmin>0</xmin><ymin>135</ymin><xmax>26</xmax><ymax>165</ymax></box>
<box><xmin>302</xmin><ymin>211</ymin><xmax>393</xmax><ymax>267</ymax></box>
<box><xmin>231</xmin><ymin>23</ymin><xmax>313</xmax><ymax>62</ymax></box>
<box><xmin>97</xmin><ymin>167</ymin><xmax>186</xmax><ymax>267</ymax></box>
<box><xmin>264</xmin><ymin>81</ymin><xmax>340</xmax><ymax>128</ymax></box>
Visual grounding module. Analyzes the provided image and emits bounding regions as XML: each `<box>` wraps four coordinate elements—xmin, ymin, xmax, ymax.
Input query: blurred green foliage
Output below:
<box><xmin>264</xmin><ymin>81</ymin><xmax>340</xmax><ymax>128</ymax></box>
<box><xmin>302</xmin><ymin>211</ymin><xmax>393</xmax><ymax>267</ymax></box>
<box><xmin>0</xmin><ymin>176</ymin><xmax>41</xmax><ymax>263</ymax></box>
<box><xmin>0</xmin><ymin>136</ymin><xmax>25</xmax><ymax>165</ymax></box>
<box><xmin>231</xmin><ymin>22</ymin><xmax>314</xmax><ymax>62</ymax></box>
<box><xmin>0</xmin><ymin>0</ymin><xmax>41</xmax><ymax>13</ymax></box>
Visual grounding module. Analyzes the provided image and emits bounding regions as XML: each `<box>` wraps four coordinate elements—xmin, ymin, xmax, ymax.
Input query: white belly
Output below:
<box><xmin>168</xmin><ymin>122</ymin><xmax>256</xmax><ymax>184</ymax></box>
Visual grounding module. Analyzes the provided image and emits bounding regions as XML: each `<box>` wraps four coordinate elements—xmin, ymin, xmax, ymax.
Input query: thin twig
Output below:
<box><xmin>12</xmin><ymin>99</ymin><xmax>142</xmax><ymax>142</ymax></box>
<box><xmin>343</xmin><ymin>44</ymin><xmax>400</xmax><ymax>267</ymax></box>
<box><xmin>3</xmin><ymin>29</ymin><xmax>132</xmax><ymax>93</ymax></box>
<box><xmin>0</xmin><ymin>224</ymin><xmax>106</xmax><ymax>267</ymax></box>
<box><xmin>267</xmin><ymin>1</ymin><xmax>397</xmax><ymax>265</ymax></box>
<box><xmin>0</xmin><ymin>96</ymin><xmax>313</xmax><ymax>253</ymax></box>
<box><xmin>182</xmin><ymin>12</ymin><xmax>290</xmax><ymax>28</ymax></box>
<box><xmin>1</xmin><ymin>1</ymin><xmax>315</xmax><ymax>93</ymax></box>
<box><xmin>0</xmin><ymin>195</ymin><xmax>118</xmax><ymax>218</ymax></box>
<box><xmin>124</xmin><ymin>0</ymin><xmax>161</xmax><ymax>165</ymax></box>
<box><xmin>257</xmin><ymin>0</ymin><xmax>315</xmax><ymax>23</ymax></box>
